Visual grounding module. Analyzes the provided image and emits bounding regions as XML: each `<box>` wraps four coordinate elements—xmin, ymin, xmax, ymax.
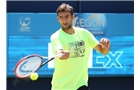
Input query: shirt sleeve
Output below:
<box><xmin>50</xmin><ymin>33</ymin><xmax>63</xmax><ymax>55</ymax></box>
<box><xmin>83</xmin><ymin>29</ymin><xmax>99</xmax><ymax>48</ymax></box>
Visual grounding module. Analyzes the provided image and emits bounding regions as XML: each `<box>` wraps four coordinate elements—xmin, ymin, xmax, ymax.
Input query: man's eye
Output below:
<box><xmin>66</xmin><ymin>16</ymin><xmax>69</xmax><ymax>18</ymax></box>
<box><xmin>60</xmin><ymin>17</ymin><xmax>63</xmax><ymax>19</ymax></box>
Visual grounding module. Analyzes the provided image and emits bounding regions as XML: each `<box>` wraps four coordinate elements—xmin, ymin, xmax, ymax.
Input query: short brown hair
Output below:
<box><xmin>56</xmin><ymin>3</ymin><xmax>74</xmax><ymax>16</ymax></box>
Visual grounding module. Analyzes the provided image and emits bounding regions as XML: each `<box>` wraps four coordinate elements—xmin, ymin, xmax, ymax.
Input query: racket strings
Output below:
<box><xmin>16</xmin><ymin>56</ymin><xmax>42</xmax><ymax>76</ymax></box>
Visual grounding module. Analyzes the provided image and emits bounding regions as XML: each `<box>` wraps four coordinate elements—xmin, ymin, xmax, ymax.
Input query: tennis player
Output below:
<box><xmin>50</xmin><ymin>3</ymin><xmax>110</xmax><ymax>90</ymax></box>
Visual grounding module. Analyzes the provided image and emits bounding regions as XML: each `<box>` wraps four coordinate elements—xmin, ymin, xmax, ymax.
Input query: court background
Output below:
<box><xmin>6</xmin><ymin>1</ymin><xmax>134</xmax><ymax>90</ymax></box>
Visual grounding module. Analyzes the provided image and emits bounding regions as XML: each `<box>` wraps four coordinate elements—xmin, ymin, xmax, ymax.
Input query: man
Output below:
<box><xmin>50</xmin><ymin>3</ymin><xmax>110</xmax><ymax>90</ymax></box>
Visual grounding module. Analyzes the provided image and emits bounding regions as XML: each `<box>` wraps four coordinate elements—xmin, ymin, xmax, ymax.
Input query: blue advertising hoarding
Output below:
<box><xmin>7</xmin><ymin>13</ymin><xmax>134</xmax><ymax>77</ymax></box>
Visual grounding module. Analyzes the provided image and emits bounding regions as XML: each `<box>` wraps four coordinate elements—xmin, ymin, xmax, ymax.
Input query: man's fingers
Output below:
<box><xmin>100</xmin><ymin>38</ymin><xmax>110</xmax><ymax>48</ymax></box>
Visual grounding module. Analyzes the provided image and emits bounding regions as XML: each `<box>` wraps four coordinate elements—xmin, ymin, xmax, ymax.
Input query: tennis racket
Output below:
<box><xmin>14</xmin><ymin>53</ymin><xmax>64</xmax><ymax>79</ymax></box>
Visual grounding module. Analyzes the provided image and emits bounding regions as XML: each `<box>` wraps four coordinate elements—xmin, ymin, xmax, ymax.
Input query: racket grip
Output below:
<box><xmin>55</xmin><ymin>53</ymin><xmax>65</xmax><ymax>58</ymax></box>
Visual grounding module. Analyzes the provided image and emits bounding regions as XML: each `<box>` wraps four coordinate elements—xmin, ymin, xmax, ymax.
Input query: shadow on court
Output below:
<box><xmin>7</xmin><ymin>76</ymin><xmax>134</xmax><ymax>90</ymax></box>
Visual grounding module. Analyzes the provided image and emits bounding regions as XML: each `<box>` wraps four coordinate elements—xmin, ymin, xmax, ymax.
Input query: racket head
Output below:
<box><xmin>14</xmin><ymin>54</ymin><xmax>42</xmax><ymax>78</ymax></box>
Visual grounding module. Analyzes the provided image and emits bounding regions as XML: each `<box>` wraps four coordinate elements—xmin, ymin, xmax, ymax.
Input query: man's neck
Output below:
<box><xmin>63</xmin><ymin>27</ymin><xmax>75</xmax><ymax>35</ymax></box>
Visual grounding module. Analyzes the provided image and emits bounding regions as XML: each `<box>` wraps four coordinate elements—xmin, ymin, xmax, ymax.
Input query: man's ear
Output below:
<box><xmin>57</xmin><ymin>16</ymin><xmax>59</xmax><ymax>22</ymax></box>
<box><xmin>72</xmin><ymin>14</ymin><xmax>74</xmax><ymax>20</ymax></box>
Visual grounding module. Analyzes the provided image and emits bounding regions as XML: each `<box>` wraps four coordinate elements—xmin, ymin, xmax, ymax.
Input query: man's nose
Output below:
<box><xmin>63</xmin><ymin>18</ymin><xmax>67</xmax><ymax>23</ymax></box>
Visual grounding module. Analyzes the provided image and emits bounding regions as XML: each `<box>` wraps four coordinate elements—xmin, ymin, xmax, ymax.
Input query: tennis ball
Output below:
<box><xmin>30</xmin><ymin>72</ymin><xmax>39</xmax><ymax>81</ymax></box>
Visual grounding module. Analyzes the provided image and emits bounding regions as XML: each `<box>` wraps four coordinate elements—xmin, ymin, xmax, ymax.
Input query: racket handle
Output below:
<box><xmin>54</xmin><ymin>53</ymin><xmax>65</xmax><ymax>58</ymax></box>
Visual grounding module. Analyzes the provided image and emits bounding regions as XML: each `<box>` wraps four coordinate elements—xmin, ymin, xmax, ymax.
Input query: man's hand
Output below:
<box><xmin>56</xmin><ymin>49</ymin><xmax>70</xmax><ymax>60</ymax></box>
<box><xmin>99</xmin><ymin>38</ymin><xmax>110</xmax><ymax>49</ymax></box>
<box><xmin>97</xmin><ymin>38</ymin><xmax>110</xmax><ymax>54</ymax></box>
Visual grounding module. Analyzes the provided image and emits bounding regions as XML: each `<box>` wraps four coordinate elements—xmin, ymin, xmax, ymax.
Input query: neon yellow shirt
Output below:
<box><xmin>50</xmin><ymin>26</ymin><xmax>99</xmax><ymax>90</ymax></box>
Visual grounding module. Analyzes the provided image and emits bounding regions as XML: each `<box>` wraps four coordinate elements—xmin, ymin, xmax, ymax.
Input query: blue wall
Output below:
<box><xmin>7</xmin><ymin>13</ymin><xmax>134</xmax><ymax>77</ymax></box>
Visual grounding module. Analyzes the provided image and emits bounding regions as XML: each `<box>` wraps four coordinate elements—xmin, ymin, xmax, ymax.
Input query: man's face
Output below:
<box><xmin>57</xmin><ymin>12</ymin><xmax>74</xmax><ymax>31</ymax></box>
